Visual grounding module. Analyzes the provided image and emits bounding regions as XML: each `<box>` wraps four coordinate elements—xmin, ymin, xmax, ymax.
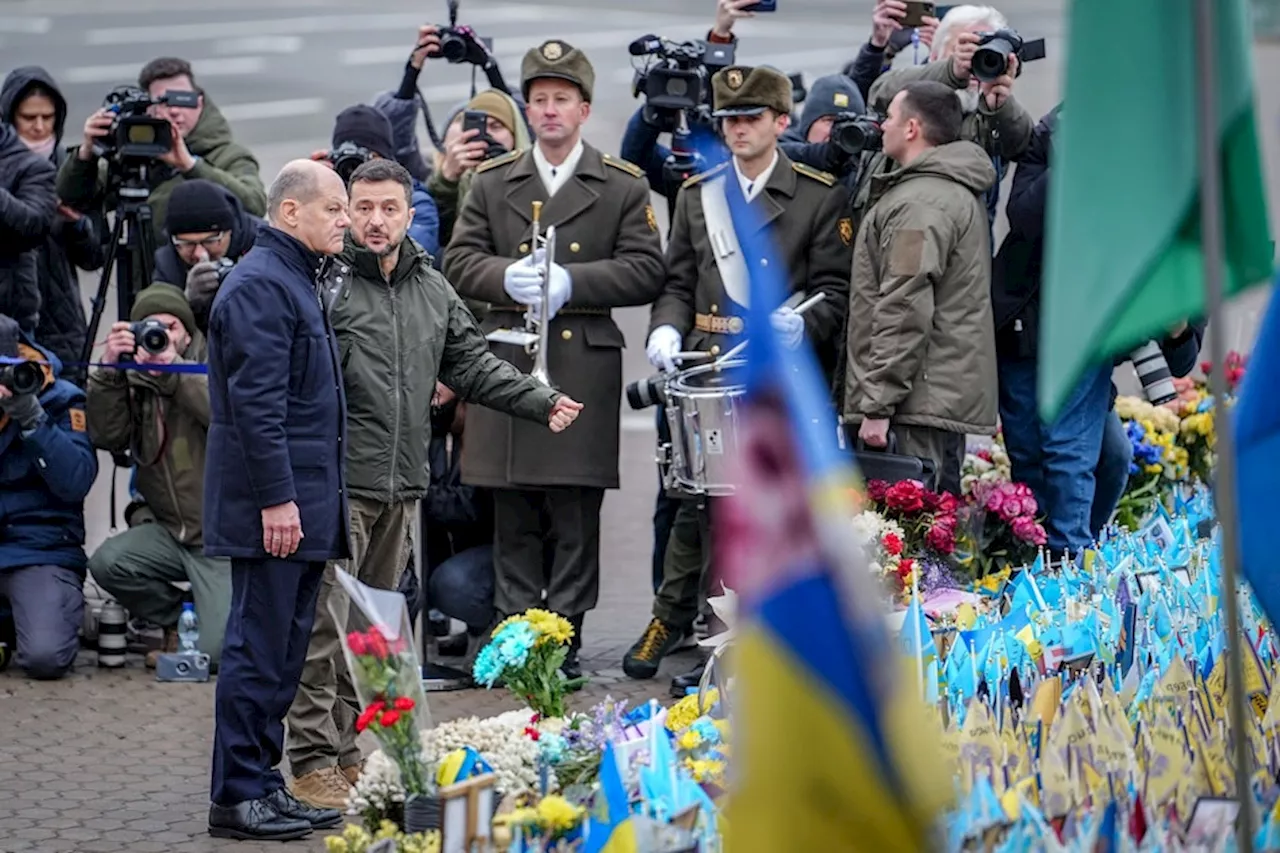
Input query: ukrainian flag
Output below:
<box><xmin>715</xmin><ymin>158</ymin><xmax>952</xmax><ymax>852</ymax></box>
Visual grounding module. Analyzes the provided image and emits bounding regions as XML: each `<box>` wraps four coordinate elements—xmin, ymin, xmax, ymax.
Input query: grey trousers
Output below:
<box><xmin>285</xmin><ymin>497</ymin><xmax>415</xmax><ymax>778</ymax></box>
<box><xmin>894</xmin><ymin>424</ymin><xmax>966</xmax><ymax>496</ymax></box>
<box><xmin>0</xmin><ymin>565</ymin><xmax>84</xmax><ymax>679</ymax></box>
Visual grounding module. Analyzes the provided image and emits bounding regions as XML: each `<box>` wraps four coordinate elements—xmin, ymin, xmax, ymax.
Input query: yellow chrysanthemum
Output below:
<box><xmin>494</xmin><ymin>807</ymin><xmax>540</xmax><ymax>828</ymax></box>
<box><xmin>677</xmin><ymin>729</ymin><xmax>703</xmax><ymax>751</ymax></box>
<box><xmin>524</xmin><ymin>608</ymin><xmax>574</xmax><ymax>646</ymax></box>
<box><xmin>324</xmin><ymin>838</ymin><xmax>350</xmax><ymax>853</ymax></box>
<box><xmin>535</xmin><ymin>795</ymin><xmax>585</xmax><ymax>834</ymax></box>
<box><xmin>667</xmin><ymin>688</ymin><xmax>720</xmax><ymax>732</ymax></box>
<box><xmin>686</xmin><ymin>758</ymin><xmax>727</xmax><ymax>783</ymax></box>
<box><xmin>1145</xmin><ymin>463</ymin><xmax>1162</xmax><ymax>475</ymax></box>
<box><xmin>714</xmin><ymin>719</ymin><xmax>731</xmax><ymax>740</ymax></box>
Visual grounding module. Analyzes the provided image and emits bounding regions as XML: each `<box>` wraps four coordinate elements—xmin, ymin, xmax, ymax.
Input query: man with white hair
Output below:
<box><xmin>855</xmin><ymin>4</ymin><xmax>1034</xmax><ymax>229</ymax></box>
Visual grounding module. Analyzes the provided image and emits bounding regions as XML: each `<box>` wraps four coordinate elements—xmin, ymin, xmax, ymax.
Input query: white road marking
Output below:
<box><xmin>0</xmin><ymin>16</ymin><xmax>50</xmax><ymax>33</ymax></box>
<box><xmin>212</xmin><ymin>36</ymin><xmax>304</xmax><ymax>55</ymax></box>
<box><xmin>63</xmin><ymin>56</ymin><xmax>268</xmax><ymax>85</ymax></box>
<box><xmin>219</xmin><ymin>98</ymin><xmax>326</xmax><ymax>122</ymax></box>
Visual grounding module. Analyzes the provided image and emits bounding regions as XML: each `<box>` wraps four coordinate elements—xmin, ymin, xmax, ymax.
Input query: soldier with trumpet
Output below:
<box><xmin>444</xmin><ymin>39</ymin><xmax>665</xmax><ymax>679</ymax></box>
<box><xmin>626</xmin><ymin>65</ymin><xmax>852</xmax><ymax>687</ymax></box>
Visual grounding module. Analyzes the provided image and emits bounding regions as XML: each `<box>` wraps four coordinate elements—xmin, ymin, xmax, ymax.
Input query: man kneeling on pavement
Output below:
<box><xmin>0</xmin><ymin>314</ymin><xmax>98</xmax><ymax>679</ymax></box>
<box><xmin>285</xmin><ymin>159</ymin><xmax>583</xmax><ymax>810</ymax></box>
<box><xmin>86</xmin><ymin>283</ymin><xmax>230</xmax><ymax>667</ymax></box>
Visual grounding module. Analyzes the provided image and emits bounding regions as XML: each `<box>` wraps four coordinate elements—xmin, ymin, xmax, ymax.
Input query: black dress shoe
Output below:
<box><xmin>267</xmin><ymin>786</ymin><xmax>343</xmax><ymax>829</ymax></box>
<box><xmin>209</xmin><ymin>798</ymin><xmax>313</xmax><ymax>841</ymax></box>
<box><xmin>669</xmin><ymin>660</ymin><xmax>707</xmax><ymax>698</ymax></box>
<box><xmin>560</xmin><ymin>649</ymin><xmax>584</xmax><ymax>683</ymax></box>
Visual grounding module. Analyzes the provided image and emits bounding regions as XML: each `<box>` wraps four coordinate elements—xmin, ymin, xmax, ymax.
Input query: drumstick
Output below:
<box><xmin>711</xmin><ymin>293</ymin><xmax>828</xmax><ymax>369</ymax></box>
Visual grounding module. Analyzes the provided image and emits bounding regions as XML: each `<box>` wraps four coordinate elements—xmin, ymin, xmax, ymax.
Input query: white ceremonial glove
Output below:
<box><xmin>771</xmin><ymin>306</ymin><xmax>804</xmax><ymax>350</ymax></box>
<box><xmin>530</xmin><ymin>262</ymin><xmax>573</xmax><ymax>323</ymax></box>
<box><xmin>503</xmin><ymin>254</ymin><xmax>543</xmax><ymax>306</ymax></box>
<box><xmin>646</xmin><ymin>325</ymin><xmax>683</xmax><ymax>373</ymax></box>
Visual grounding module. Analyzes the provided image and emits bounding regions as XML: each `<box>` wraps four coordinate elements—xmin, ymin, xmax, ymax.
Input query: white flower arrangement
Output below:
<box><xmin>348</xmin><ymin>710</ymin><xmax>549</xmax><ymax>821</ymax></box>
<box><xmin>960</xmin><ymin>438</ymin><xmax>1013</xmax><ymax>496</ymax></box>
<box><xmin>851</xmin><ymin>510</ymin><xmax>906</xmax><ymax>578</ymax></box>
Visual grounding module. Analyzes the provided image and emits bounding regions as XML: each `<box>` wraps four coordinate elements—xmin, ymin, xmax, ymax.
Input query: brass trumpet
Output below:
<box><xmin>484</xmin><ymin>200</ymin><xmax>557</xmax><ymax>388</ymax></box>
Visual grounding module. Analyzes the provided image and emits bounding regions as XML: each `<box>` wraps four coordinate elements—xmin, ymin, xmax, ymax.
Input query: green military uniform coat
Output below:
<box><xmin>648</xmin><ymin>151</ymin><xmax>852</xmax><ymax>378</ymax></box>
<box><xmin>443</xmin><ymin>142</ymin><xmax>666</xmax><ymax>490</ymax></box>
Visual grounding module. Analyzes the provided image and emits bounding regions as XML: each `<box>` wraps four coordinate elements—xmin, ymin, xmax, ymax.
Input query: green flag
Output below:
<box><xmin>1038</xmin><ymin>0</ymin><xmax>1274</xmax><ymax>419</ymax></box>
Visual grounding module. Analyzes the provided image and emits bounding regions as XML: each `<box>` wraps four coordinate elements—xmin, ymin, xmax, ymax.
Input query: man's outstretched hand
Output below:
<box><xmin>549</xmin><ymin>396</ymin><xmax>584</xmax><ymax>433</ymax></box>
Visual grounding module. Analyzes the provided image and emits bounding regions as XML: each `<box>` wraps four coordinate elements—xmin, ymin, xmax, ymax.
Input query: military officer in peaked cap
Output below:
<box><xmin>624</xmin><ymin>64</ymin><xmax>852</xmax><ymax>688</ymax></box>
<box><xmin>444</xmin><ymin>39</ymin><xmax>665</xmax><ymax>679</ymax></box>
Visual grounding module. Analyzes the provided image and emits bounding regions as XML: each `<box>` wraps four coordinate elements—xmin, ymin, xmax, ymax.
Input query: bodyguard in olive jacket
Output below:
<box><xmin>844</xmin><ymin>81</ymin><xmax>998</xmax><ymax>497</ymax></box>
<box><xmin>443</xmin><ymin>40</ymin><xmax>664</xmax><ymax>675</ymax></box>
<box><xmin>287</xmin><ymin>158</ymin><xmax>579</xmax><ymax>808</ymax></box>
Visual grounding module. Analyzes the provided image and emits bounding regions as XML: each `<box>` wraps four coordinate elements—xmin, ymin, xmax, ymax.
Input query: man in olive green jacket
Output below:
<box><xmin>56</xmin><ymin>58</ymin><xmax>265</xmax><ymax>298</ymax></box>
<box><xmin>85</xmin><ymin>283</ymin><xmax>231</xmax><ymax>666</ymax></box>
<box><xmin>844</xmin><ymin>81</ymin><xmax>998</xmax><ymax>496</ymax></box>
<box><xmin>285</xmin><ymin>159</ymin><xmax>582</xmax><ymax>809</ymax></box>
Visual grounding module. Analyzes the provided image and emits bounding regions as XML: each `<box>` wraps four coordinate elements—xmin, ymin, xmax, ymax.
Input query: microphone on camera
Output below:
<box><xmin>629</xmin><ymin>34</ymin><xmax>663</xmax><ymax>56</ymax></box>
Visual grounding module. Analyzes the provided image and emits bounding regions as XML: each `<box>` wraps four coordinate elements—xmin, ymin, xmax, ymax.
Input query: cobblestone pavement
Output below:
<box><xmin>0</xmin><ymin>430</ymin><xmax>696</xmax><ymax>853</ymax></box>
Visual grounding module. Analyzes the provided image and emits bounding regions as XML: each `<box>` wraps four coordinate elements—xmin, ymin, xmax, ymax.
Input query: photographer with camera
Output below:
<box><xmin>844</xmin><ymin>81</ymin><xmax>998</xmax><ymax>497</ymax></box>
<box><xmin>857</xmin><ymin>5</ymin><xmax>1034</xmax><ymax>232</ymax></box>
<box><xmin>57</xmin><ymin>57</ymin><xmax>266</xmax><ymax>295</ymax></box>
<box><xmin>0</xmin><ymin>96</ymin><xmax>55</xmax><ymax>341</ymax></box>
<box><xmin>1</xmin><ymin>66</ymin><xmax>103</xmax><ymax>388</ymax></box>
<box><xmin>844</xmin><ymin>0</ymin><xmax>940</xmax><ymax>101</ymax></box>
<box><xmin>310</xmin><ymin>105</ymin><xmax>440</xmax><ymax>258</ymax></box>
<box><xmin>152</xmin><ymin>179</ymin><xmax>263</xmax><ymax>335</ymax></box>
<box><xmin>627</xmin><ymin>65</ymin><xmax>851</xmax><ymax>686</ymax></box>
<box><xmin>84</xmin><ymin>283</ymin><xmax>229</xmax><ymax>669</ymax></box>
<box><xmin>0</xmin><ymin>313</ymin><xmax>98</xmax><ymax>680</ymax></box>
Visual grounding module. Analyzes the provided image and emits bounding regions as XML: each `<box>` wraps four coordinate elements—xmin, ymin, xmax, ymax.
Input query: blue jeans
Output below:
<box><xmin>1091</xmin><ymin>409</ymin><xmax>1132</xmax><ymax>537</ymax></box>
<box><xmin>428</xmin><ymin>544</ymin><xmax>495</xmax><ymax>630</ymax></box>
<box><xmin>0</xmin><ymin>565</ymin><xmax>83</xmax><ymax>679</ymax></box>
<box><xmin>998</xmin><ymin>357</ymin><xmax>1113</xmax><ymax>555</ymax></box>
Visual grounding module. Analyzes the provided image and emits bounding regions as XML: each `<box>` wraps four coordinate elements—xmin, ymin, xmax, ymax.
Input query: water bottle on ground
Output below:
<box><xmin>177</xmin><ymin>602</ymin><xmax>199</xmax><ymax>653</ymax></box>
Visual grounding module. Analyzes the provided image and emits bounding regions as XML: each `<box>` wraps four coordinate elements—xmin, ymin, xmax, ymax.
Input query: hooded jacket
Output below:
<box><xmin>0</xmin><ymin>67</ymin><xmax>103</xmax><ymax>383</ymax></box>
<box><xmin>0</xmin><ymin>123</ymin><xmax>56</xmax><ymax>336</ymax></box>
<box><xmin>55</xmin><ymin>99</ymin><xmax>266</xmax><ymax>295</ymax></box>
<box><xmin>844</xmin><ymin>141</ymin><xmax>999</xmax><ymax>435</ymax></box>
<box><xmin>0</xmin><ymin>337</ymin><xmax>99</xmax><ymax>573</ymax></box>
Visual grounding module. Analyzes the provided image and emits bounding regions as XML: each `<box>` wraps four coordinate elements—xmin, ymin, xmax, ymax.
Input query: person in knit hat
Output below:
<box><xmin>153</xmin><ymin>179</ymin><xmax>264</xmax><ymax>335</ymax></box>
<box><xmin>323</xmin><ymin>104</ymin><xmax>440</xmax><ymax>257</ymax></box>
<box><xmin>85</xmin><ymin>279</ymin><xmax>231</xmax><ymax>673</ymax></box>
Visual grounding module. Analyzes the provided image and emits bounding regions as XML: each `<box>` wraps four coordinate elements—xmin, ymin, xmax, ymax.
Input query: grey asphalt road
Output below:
<box><xmin>0</xmin><ymin>0</ymin><xmax>1275</xmax><ymax>649</ymax></box>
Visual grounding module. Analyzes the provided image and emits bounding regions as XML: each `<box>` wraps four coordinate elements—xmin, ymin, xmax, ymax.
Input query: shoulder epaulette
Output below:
<box><xmin>602</xmin><ymin>154</ymin><xmax>645</xmax><ymax>179</ymax></box>
<box><xmin>792</xmin><ymin>161</ymin><xmax>836</xmax><ymax>186</ymax></box>
<box><xmin>680</xmin><ymin>162</ymin><xmax>730</xmax><ymax>190</ymax></box>
<box><xmin>475</xmin><ymin>148</ymin><xmax>524</xmax><ymax>174</ymax></box>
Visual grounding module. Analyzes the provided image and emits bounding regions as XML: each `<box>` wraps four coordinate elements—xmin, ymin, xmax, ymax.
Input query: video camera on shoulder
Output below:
<box><xmin>93</xmin><ymin>85</ymin><xmax>199</xmax><ymax>161</ymax></box>
<box><xmin>972</xmin><ymin>29</ymin><xmax>1047</xmax><ymax>82</ymax></box>
<box><xmin>629</xmin><ymin>35</ymin><xmax>734</xmax><ymax>126</ymax></box>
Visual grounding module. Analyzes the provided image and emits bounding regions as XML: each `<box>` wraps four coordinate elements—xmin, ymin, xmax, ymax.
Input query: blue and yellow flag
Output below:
<box><xmin>715</xmin><ymin>155</ymin><xmax>952</xmax><ymax>852</ymax></box>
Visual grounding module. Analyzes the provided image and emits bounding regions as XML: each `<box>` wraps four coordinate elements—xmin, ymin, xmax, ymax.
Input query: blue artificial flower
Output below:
<box><xmin>493</xmin><ymin>621</ymin><xmax>536</xmax><ymax>669</ymax></box>
<box><xmin>690</xmin><ymin>717</ymin><xmax>720</xmax><ymax>746</ymax></box>
<box><xmin>539</xmin><ymin>731</ymin><xmax>567</xmax><ymax>764</ymax></box>
<box><xmin>473</xmin><ymin>643</ymin><xmax>503</xmax><ymax>688</ymax></box>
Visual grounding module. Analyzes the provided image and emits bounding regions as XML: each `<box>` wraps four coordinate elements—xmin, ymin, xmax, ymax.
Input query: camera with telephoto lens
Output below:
<box><xmin>0</xmin><ymin>360</ymin><xmax>43</xmax><ymax>396</ymax></box>
<box><xmin>830</xmin><ymin>111</ymin><xmax>884</xmax><ymax>156</ymax></box>
<box><xmin>130</xmin><ymin>318</ymin><xmax>171</xmax><ymax>356</ymax></box>
<box><xmin>331</xmin><ymin>140</ymin><xmax>374</xmax><ymax>184</ymax></box>
<box><xmin>93</xmin><ymin>85</ymin><xmax>201</xmax><ymax>161</ymax></box>
<box><xmin>1129</xmin><ymin>340</ymin><xmax>1177</xmax><ymax>405</ymax></box>
<box><xmin>971</xmin><ymin>29</ymin><xmax>1048</xmax><ymax>83</ymax></box>
<box><xmin>626</xmin><ymin>373</ymin><xmax>669</xmax><ymax>411</ymax></box>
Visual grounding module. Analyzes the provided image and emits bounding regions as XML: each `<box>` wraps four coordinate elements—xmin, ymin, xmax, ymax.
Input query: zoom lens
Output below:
<box><xmin>626</xmin><ymin>375</ymin><xmax>667</xmax><ymax>411</ymax></box>
<box><xmin>1129</xmin><ymin>340</ymin><xmax>1176</xmax><ymax>405</ymax></box>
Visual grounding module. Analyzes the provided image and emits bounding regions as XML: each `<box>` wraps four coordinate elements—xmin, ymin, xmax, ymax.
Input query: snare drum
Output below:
<box><xmin>662</xmin><ymin>360</ymin><xmax>746</xmax><ymax>496</ymax></box>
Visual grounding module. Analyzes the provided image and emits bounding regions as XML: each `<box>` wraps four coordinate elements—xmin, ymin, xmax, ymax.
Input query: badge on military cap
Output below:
<box><xmin>712</xmin><ymin>65</ymin><xmax>793</xmax><ymax>118</ymax></box>
<box><xmin>522</xmin><ymin>39</ymin><xmax>595</xmax><ymax>102</ymax></box>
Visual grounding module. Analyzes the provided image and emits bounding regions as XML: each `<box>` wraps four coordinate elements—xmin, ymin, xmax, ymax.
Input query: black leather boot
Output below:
<box><xmin>208</xmin><ymin>798</ymin><xmax>313</xmax><ymax>841</ymax></box>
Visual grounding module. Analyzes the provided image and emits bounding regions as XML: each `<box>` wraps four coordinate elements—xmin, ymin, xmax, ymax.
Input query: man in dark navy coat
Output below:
<box><xmin>204</xmin><ymin>159</ymin><xmax>352</xmax><ymax>842</ymax></box>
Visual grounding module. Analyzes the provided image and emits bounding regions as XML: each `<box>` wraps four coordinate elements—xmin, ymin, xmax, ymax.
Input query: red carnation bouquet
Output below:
<box><xmin>865</xmin><ymin>478</ymin><xmax>962</xmax><ymax>560</ymax></box>
<box><xmin>334</xmin><ymin>572</ymin><xmax>435</xmax><ymax>799</ymax></box>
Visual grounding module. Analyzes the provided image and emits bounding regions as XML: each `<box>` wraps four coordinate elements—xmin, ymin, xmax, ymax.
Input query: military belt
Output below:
<box><xmin>694</xmin><ymin>313</ymin><xmax>746</xmax><ymax>335</ymax></box>
<box><xmin>489</xmin><ymin>304</ymin><xmax>612</xmax><ymax>317</ymax></box>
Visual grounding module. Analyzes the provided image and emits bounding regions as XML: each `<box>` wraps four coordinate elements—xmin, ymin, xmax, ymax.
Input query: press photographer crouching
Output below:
<box><xmin>153</xmin><ymin>179</ymin><xmax>263</xmax><ymax>334</ymax></box>
<box><xmin>0</xmin><ymin>313</ymin><xmax>98</xmax><ymax>680</ymax></box>
<box><xmin>85</xmin><ymin>284</ymin><xmax>229</xmax><ymax>668</ymax></box>
<box><xmin>314</xmin><ymin>105</ymin><xmax>440</xmax><ymax>258</ymax></box>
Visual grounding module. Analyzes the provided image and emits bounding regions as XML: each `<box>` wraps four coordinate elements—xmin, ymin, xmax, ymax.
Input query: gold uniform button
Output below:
<box><xmin>710</xmin><ymin>303</ymin><xmax>718</xmax><ymax>313</ymax></box>
<box><xmin>519</xmin><ymin>242</ymin><xmax>530</xmax><ymax>253</ymax></box>
<box><xmin>760</xmin><ymin>258</ymin><xmax>769</xmax><ymax>267</ymax></box>
<box><xmin>561</xmin><ymin>329</ymin><xmax>573</xmax><ymax>341</ymax></box>
<box><xmin>710</xmin><ymin>345</ymin><xmax>721</xmax><ymax>356</ymax></box>
<box><xmin>569</xmin><ymin>242</ymin><xmax>581</xmax><ymax>253</ymax></box>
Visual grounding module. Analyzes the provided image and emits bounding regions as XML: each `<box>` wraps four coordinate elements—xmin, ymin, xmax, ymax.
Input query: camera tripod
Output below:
<box><xmin>80</xmin><ymin>166</ymin><xmax>157</xmax><ymax>367</ymax></box>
